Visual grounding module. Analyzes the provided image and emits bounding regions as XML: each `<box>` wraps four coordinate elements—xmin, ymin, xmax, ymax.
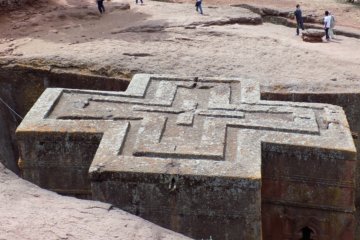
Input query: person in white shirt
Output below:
<box><xmin>323</xmin><ymin>11</ymin><xmax>331</xmax><ymax>41</ymax></box>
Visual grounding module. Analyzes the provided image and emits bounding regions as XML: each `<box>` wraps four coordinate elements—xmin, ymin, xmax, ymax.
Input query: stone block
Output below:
<box><xmin>16</xmin><ymin>74</ymin><xmax>356</xmax><ymax>239</ymax></box>
<box><xmin>302</xmin><ymin>29</ymin><xmax>326</xmax><ymax>42</ymax></box>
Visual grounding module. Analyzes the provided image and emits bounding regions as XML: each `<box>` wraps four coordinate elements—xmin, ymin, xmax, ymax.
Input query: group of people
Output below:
<box><xmin>97</xmin><ymin>1</ymin><xmax>338</xmax><ymax>39</ymax></box>
<box><xmin>294</xmin><ymin>4</ymin><xmax>336</xmax><ymax>41</ymax></box>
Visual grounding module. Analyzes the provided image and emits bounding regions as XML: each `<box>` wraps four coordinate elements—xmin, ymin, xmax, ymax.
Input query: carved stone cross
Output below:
<box><xmin>17</xmin><ymin>74</ymin><xmax>356</xmax><ymax>239</ymax></box>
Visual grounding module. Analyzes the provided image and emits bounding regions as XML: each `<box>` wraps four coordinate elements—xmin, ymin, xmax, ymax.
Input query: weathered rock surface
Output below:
<box><xmin>0</xmin><ymin>1</ymin><xmax>358</xmax><ymax>91</ymax></box>
<box><xmin>0</xmin><ymin>162</ymin><xmax>191</xmax><ymax>240</ymax></box>
<box><xmin>112</xmin><ymin>2</ymin><xmax>131</xmax><ymax>11</ymax></box>
<box><xmin>110</xmin><ymin>4</ymin><xmax>261</xmax><ymax>34</ymax></box>
<box><xmin>302</xmin><ymin>29</ymin><xmax>325</xmax><ymax>42</ymax></box>
<box><xmin>0</xmin><ymin>0</ymin><xmax>29</xmax><ymax>10</ymax></box>
<box><xmin>1</xmin><ymin>0</ymin><xmax>360</xmax><ymax>238</ymax></box>
<box><xmin>232</xmin><ymin>3</ymin><xmax>292</xmax><ymax>18</ymax></box>
<box><xmin>0</xmin><ymin>90</ymin><xmax>19</xmax><ymax>174</ymax></box>
<box><xmin>0</xmin><ymin>62</ymin><xmax>130</xmax><ymax>176</ymax></box>
<box><xmin>0</xmin><ymin>0</ymin><xmax>359</xmax><ymax>188</ymax></box>
<box><xmin>16</xmin><ymin>74</ymin><xmax>357</xmax><ymax>239</ymax></box>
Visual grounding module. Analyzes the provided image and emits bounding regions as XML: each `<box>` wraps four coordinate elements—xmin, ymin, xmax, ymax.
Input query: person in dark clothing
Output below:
<box><xmin>294</xmin><ymin>4</ymin><xmax>304</xmax><ymax>35</ymax></box>
<box><xmin>136</xmin><ymin>0</ymin><xmax>144</xmax><ymax>4</ymax></box>
<box><xmin>195</xmin><ymin>0</ymin><xmax>203</xmax><ymax>15</ymax></box>
<box><xmin>97</xmin><ymin>0</ymin><xmax>105</xmax><ymax>14</ymax></box>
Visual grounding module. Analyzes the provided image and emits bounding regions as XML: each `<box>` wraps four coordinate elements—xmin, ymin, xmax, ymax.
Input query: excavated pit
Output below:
<box><xmin>1</xmin><ymin>65</ymin><xmax>360</xmax><ymax>181</ymax></box>
<box><xmin>1</xmin><ymin>64</ymin><xmax>360</xmax><ymax>237</ymax></box>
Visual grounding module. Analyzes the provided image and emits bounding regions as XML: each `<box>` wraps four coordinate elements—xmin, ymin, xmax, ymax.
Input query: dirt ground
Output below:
<box><xmin>1</xmin><ymin>0</ymin><xmax>360</xmax><ymax>40</ymax></box>
<box><xmin>176</xmin><ymin>0</ymin><xmax>360</xmax><ymax>29</ymax></box>
<box><xmin>0</xmin><ymin>0</ymin><xmax>359</xmax><ymax>93</ymax></box>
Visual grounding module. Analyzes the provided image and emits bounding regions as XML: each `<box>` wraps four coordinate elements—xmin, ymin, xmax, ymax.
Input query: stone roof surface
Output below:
<box><xmin>16</xmin><ymin>74</ymin><xmax>356</xmax><ymax>239</ymax></box>
<box><xmin>17</xmin><ymin>74</ymin><xmax>355</xmax><ymax>178</ymax></box>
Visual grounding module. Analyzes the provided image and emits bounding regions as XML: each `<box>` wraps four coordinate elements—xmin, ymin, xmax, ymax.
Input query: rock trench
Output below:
<box><xmin>2</xmin><ymin>61</ymin><xmax>360</xmax><ymax>238</ymax></box>
<box><xmin>0</xmin><ymin>62</ymin><xmax>130</xmax><ymax>174</ymax></box>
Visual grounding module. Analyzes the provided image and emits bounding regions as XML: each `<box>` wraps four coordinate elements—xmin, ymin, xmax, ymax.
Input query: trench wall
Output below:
<box><xmin>262</xmin><ymin>90</ymin><xmax>360</xmax><ymax>240</ymax></box>
<box><xmin>0</xmin><ymin>64</ymin><xmax>129</xmax><ymax>174</ymax></box>
<box><xmin>1</xmin><ymin>65</ymin><xmax>360</xmax><ymax>238</ymax></box>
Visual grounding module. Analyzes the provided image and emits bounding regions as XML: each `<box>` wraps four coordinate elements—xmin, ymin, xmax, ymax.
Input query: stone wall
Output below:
<box><xmin>262</xmin><ymin>90</ymin><xmax>360</xmax><ymax>240</ymax></box>
<box><xmin>0</xmin><ymin>63</ymin><xmax>129</xmax><ymax>175</ymax></box>
<box><xmin>261</xmin><ymin>88</ymin><xmax>360</xmax><ymax>240</ymax></box>
<box><xmin>0</xmin><ymin>84</ymin><xmax>19</xmax><ymax>174</ymax></box>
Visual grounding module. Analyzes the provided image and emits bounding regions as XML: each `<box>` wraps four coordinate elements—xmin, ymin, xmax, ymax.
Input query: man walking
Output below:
<box><xmin>324</xmin><ymin>11</ymin><xmax>331</xmax><ymax>41</ymax></box>
<box><xmin>97</xmin><ymin>0</ymin><xmax>105</xmax><ymax>14</ymax></box>
<box><xmin>195</xmin><ymin>0</ymin><xmax>203</xmax><ymax>15</ymax></box>
<box><xmin>294</xmin><ymin>4</ymin><xmax>304</xmax><ymax>35</ymax></box>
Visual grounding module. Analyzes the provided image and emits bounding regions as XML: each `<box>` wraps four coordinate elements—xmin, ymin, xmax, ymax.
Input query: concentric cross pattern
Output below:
<box><xmin>17</xmin><ymin>74</ymin><xmax>356</xmax><ymax>239</ymax></box>
<box><xmin>49</xmin><ymin>75</ymin><xmax>319</xmax><ymax>163</ymax></box>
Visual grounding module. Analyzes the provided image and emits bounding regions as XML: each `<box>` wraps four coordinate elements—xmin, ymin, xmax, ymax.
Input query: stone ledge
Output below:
<box><xmin>302</xmin><ymin>29</ymin><xmax>325</xmax><ymax>42</ymax></box>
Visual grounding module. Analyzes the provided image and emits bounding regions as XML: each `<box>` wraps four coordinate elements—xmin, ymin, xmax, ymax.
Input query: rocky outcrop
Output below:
<box><xmin>302</xmin><ymin>29</ymin><xmax>325</xmax><ymax>42</ymax></box>
<box><xmin>110</xmin><ymin>5</ymin><xmax>262</xmax><ymax>34</ymax></box>
<box><xmin>231</xmin><ymin>3</ymin><xmax>292</xmax><ymax>18</ymax></box>
<box><xmin>0</xmin><ymin>162</ymin><xmax>191</xmax><ymax>240</ymax></box>
<box><xmin>0</xmin><ymin>1</ymin><xmax>360</xmax><ymax>237</ymax></box>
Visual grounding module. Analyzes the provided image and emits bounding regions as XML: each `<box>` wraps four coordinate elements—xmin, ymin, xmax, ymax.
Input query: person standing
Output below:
<box><xmin>324</xmin><ymin>11</ymin><xmax>332</xmax><ymax>41</ymax></box>
<box><xmin>195</xmin><ymin>0</ymin><xmax>203</xmax><ymax>15</ymax></box>
<box><xmin>136</xmin><ymin>0</ymin><xmax>144</xmax><ymax>4</ymax></box>
<box><xmin>294</xmin><ymin>4</ymin><xmax>304</xmax><ymax>36</ymax></box>
<box><xmin>97</xmin><ymin>0</ymin><xmax>105</xmax><ymax>14</ymax></box>
<box><xmin>329</xmin><ymin>12</ymin><xmax>336</xmax><ymax>39</ymax></box>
